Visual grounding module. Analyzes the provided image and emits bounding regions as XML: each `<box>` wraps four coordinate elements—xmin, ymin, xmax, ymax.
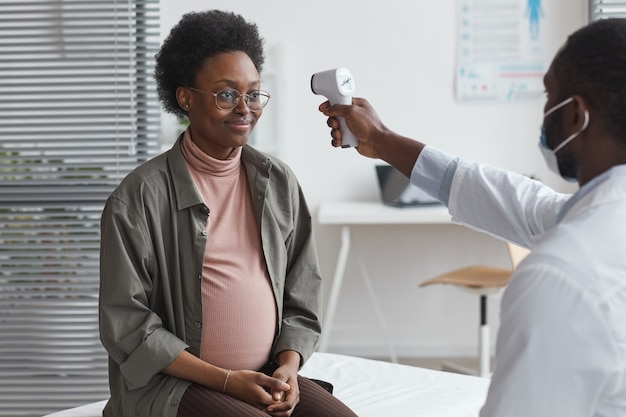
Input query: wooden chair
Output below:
<box><xmin>419</xmin><ymin>242</ymin><xmax>530</xmax><ymax>377</ymax></box>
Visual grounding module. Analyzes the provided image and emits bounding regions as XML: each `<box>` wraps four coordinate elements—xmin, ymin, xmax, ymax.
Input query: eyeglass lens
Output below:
<box><xmin>215</xmin><ymin>89</ymin><xmax>270</xmax><ymax>111</ymax></box>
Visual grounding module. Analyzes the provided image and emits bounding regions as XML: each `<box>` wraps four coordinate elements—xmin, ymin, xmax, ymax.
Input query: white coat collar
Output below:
<box><xmin>559</xmin><ymin>165</ymin><xmax>626</xmax><ymax>223</ymax></box>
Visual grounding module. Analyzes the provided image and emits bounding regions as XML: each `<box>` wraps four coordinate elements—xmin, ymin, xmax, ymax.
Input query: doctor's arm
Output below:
<box><xmin>320</xmin><ymin>98</ymin><xmax>569</xmax><ymax>247</ymax></box>
<box><xmin>446</xmin><ymin>158</ymin><xmax>569</xmax><ymax>247</ymax></box>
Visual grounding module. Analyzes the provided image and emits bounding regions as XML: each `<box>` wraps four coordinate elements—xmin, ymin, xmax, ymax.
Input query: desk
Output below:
<box><xmin>317</xmin><ymin>201</ymin><xmax>452</xmax><ymax>362</ymax></box>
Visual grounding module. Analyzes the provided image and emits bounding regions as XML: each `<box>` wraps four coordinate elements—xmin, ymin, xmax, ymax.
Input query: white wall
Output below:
<box><xmin>159</xmin><ymin>0</ymin><xmax>587</xmax><ymax>358</ymax></box>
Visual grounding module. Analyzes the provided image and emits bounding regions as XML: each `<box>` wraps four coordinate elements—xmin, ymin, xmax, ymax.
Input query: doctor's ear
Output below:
<box><xmin>572</xmin><ymin>95</ymin><xmax>589</xmax><ymax>119</ymax></box>
<box><xmin>570</xmin><ymin>95</ymin><xmax>590</xmax><ymax>129</ymax></box>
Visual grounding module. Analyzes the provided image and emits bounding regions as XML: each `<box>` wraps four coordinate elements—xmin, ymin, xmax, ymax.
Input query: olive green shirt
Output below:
<box><xmin>98</xmin><ymin>137</ymin><xmax>322</xmax><ymax>417</ymax></box>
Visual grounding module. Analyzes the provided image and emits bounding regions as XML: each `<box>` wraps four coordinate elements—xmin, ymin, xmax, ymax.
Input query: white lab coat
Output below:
<box><xmin>446</xmin><ymin>159</ymin><xmax>626</xmax><ymax>417</ymax></box>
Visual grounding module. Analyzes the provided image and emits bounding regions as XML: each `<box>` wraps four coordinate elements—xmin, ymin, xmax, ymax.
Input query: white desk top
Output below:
<box><xmin>318</xmin><ymin>201</ymin><xmax>452</xmax><ymax>225</ymax></box>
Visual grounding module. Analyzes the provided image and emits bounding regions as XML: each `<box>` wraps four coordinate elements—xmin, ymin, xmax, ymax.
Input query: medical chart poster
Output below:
<box><xmin>456</xmin><ymin>0</ymin><xmax>547</xmax><ymax>102</ymax></box>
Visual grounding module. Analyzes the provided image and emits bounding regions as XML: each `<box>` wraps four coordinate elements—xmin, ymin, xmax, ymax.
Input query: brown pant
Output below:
<box><xmin>176</xmin><ymin>376</ymin><xmax>358</xmax><ymax>417</ymax></box>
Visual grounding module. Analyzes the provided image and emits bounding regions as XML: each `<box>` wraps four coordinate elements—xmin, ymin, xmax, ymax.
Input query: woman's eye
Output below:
<box><xmin>220</xmin><ymin>90</ymin><xmax>236</xmax><ymax>100</ymax></box>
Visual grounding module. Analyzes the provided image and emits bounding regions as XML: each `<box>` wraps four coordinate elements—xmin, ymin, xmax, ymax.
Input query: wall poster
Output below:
<box><xmin>456</xmin><ymin>0</ymin><xmax>547</xmax><ymax>101</ymax></box>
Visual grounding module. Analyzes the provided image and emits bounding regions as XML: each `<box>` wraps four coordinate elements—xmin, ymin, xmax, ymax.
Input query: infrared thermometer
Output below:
<box><xmin>311</xmin><ymin>68</ymin><xmax>358</xmax><ymax>148</ymax></box>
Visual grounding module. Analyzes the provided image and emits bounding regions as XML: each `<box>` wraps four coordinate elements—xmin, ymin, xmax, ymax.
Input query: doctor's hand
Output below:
<box><xmin>320</xmin><ymin>97</ymin><xmax>426</xmax><ymax>179</ymax></box>
<box><xmin>319</xmin><ymin>97</ymin><xmax>386</xmax><ymax>159</ymax></box>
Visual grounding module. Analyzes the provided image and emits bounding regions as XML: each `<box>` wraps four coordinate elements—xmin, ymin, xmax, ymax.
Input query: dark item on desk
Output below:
<box><xmin>375</xmin><ymin>164</ymin><xmax>441</xmax><ymax>207</ymax></box>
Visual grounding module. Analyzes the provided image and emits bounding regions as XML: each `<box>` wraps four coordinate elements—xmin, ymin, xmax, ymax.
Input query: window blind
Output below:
<box><xmin>0</xmin><ymin>1</ymin><xmax>161</xmax><ymax>416</ymax></box>
<box><xmin>590</xmin><ymin>0</ymin><xmax>626</xmax><ymax>20</ymax></box>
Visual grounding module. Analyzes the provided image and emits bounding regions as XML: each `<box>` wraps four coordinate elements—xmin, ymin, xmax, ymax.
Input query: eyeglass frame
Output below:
<box><xmin>187</xmin><ymin>86</ymin><xmax>271</xmax><ymax>112</ymax></box>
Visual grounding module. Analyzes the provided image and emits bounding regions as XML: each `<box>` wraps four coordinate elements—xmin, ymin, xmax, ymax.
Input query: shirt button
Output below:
<box><xmin>195</xmin><ymin>322</ymin><xmax>201</xmax><ymax>328</ymax></box>
<box><xmin>201</xmin><ymin>231</ymin><xmax>207</xmax><ymax>236</ymax></box>
<box><xmin>197</xmin><ymin>274</ymin><xmax>202</xmax><ymax>279</ymax></box>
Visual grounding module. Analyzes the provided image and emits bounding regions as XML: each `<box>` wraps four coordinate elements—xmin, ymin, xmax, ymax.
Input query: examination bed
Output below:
<box><xmin>43</xmin><ymin>352</ymin><xmax>490</xmax><ymax>417</ymax></box>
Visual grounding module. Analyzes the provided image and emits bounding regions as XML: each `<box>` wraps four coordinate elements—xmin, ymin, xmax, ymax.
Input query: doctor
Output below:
<box><xmin>318</xmin><ymin>18</ymin><xmax>626</xmax><ymax>417</ymax></box>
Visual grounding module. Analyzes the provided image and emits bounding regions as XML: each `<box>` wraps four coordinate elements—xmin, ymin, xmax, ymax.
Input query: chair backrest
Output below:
<box><xmin>506</xmin><ymin>242</ymin><xmax>531</xmax><ymax>269</ymax></box>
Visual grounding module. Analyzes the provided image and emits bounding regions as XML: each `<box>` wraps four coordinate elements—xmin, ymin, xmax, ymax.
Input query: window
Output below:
<box><xmin>0</xmin><ymin>1</ymin><xmax>160</xmax><ymax>416</ymax></box>
<box><xmin>589</xmin><ymin>0</ymin><xmax>626</xmax><ymax>20</ymax></box>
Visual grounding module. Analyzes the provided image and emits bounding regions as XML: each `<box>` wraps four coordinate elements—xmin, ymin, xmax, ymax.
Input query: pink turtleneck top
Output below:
<box><xmin>181</xmin><ymin>131</ymin><xmax>277</xmax><ymax>371</ymax></box>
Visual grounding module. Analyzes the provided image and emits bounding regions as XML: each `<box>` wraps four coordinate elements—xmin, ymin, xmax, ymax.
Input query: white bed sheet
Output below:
<box><xmin>44</xmin><ymin>352</ymin><xmax>489</xmax><ymax>417</ymax></box>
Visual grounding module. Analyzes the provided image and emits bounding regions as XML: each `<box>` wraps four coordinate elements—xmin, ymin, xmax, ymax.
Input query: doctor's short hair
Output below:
<box><xmin>552</xmin><ymin>18</ymin><xmax>626</xmax><ymax>139</ymax></box>
<box><xmin>154</xmin><ymin>10</ymin><xmax>266</xmax><ymax>119</ymax></box>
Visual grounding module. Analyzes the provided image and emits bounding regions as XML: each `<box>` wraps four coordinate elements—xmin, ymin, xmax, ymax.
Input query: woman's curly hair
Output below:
<box><xmin>154</xmin><ymin>10</ymin><xmax>265</xmax><ymax>119</ymax></box>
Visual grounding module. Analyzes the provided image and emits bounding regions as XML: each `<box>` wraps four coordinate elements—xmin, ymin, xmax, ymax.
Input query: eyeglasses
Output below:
<box><xmin>188</xmin><ymin>87</ymin><xmax>270</xmax><ymax>112</ymax></box>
